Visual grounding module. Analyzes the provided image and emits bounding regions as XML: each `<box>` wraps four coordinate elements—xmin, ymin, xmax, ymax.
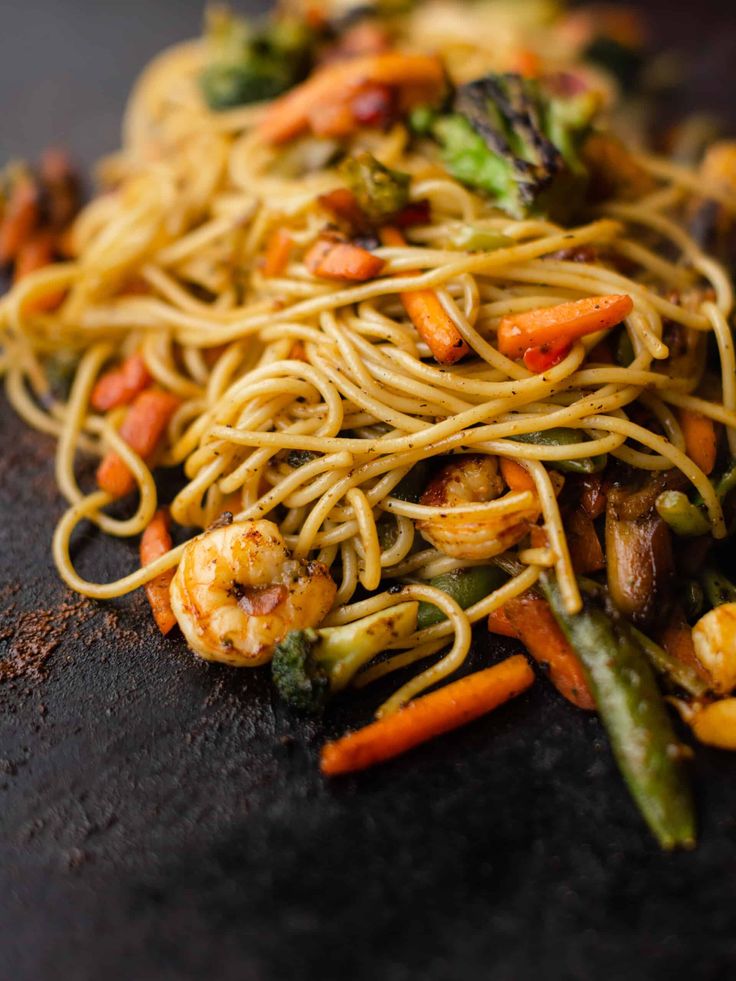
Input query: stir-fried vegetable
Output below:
<box><xmin>497</xmin><ymin>294</ymin><xmax>633</xmax><ymax>363</ymax></box>
<box><xmin>91</xmin><ymin>353</ymin><xmax>151</xmax><ymax>412</ymax></box>
<box><xmin>140</xmin><ymin>509</ymin><xmax>177</xmax><ymax>636</ymax></box>
<box><xmin>416</xmin><ymin>566</ymin><xmax>506</xmax><ymax>629</ymax></box>
<box><xmin>656</xmin><ymin>458</ymin><xmax>736</xmax><ymax>538</ymax></box>
<box><xmin>272</xmin><ymin>603</ymin><xmax>418</xmax><ymax>712</ymax></box>
<box><xmin>413</xmin><ymin>72</ymin><xmax>599</xmax><ymax>219</ymax></box>
<box><xmin>96</xmin><ymin>389</ymin><xmax>180</xmax><ymax>498</ymax></box>
<box><xmin>488</xmin><ymin>591</ymin><xmax>594</xmax><ymax>709</ymax></box>
<box><xmin>512</xmin><ymin>428</ymin><xmax>607</xmax><ymax>475</ymax></box>
<box><xmin>304</xmin><ymin>233</ymin><xmax>385</xmax><ymax>280</ymax></box>
<box><xmin>320</xmin><ymin>654</ymin><xmax>535</xmax><ymax>775</ymax></box>
<box><xmin>258</xmin><ymin>50</ymin><xmax>445</xmax><ymax>144</ymax></box>
<box><xmin>200</xmin><ymin>6</ymin><xmax>316</xmax><ymax>110</ymax></box>
<box><xmin>380</xmin><ymin>225</ymin><xmax>470</xmax><ymax>363</ymax></box>
<box><xmin>339</xmin><ymin>151</ymin><xmax>410</xmax><ymax>222</ymax></box>
<box><xmin>543</xmin><ymin>577</ymin><xmax>696</xmax><ymax>849</ymax></box>
<box><xmin>632</xmin><ymin>625</ymin><xmax>709</xmax><ymax>699</ymax></box>
<box><xmin>678</xmin><ymin>408</ymin><xmax>717</xmax><ymax>476</ymax></box>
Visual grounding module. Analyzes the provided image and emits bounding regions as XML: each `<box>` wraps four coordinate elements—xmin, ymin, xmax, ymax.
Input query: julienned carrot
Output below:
<box><xmin>381</xmin><ymin>226</ymin><xmax>470</xmax><ymax>364</ymax></box>
<box><xmin>261</xmin><ymin>228</ymin><xmax>293</xmax><ymax>278</ymax></box>
<box><xmin>486</xmin><ymin>606</ymin><xmax>518</xmax><ymax>639</ymax></box>
<box><xmin>496</xmin><ymin>593</ymin><xmax>595</xmax><ymax>710</ymax></box>
<box><xmin>522</xmin><ymin>340</ymin><xmax>570</xmax><ymax>373</ymax></box>
<box><xmin>91</xmin><ymin>352</ymin><xmax>152</xmax><ymax>412</ymax></box>
<box><xmin>320</xmin><ymin>655</ymin><xmax>534</xmax><ymax>776</ymax></box>
<box><xmin>258</xmin><ymin>51</ymin><xmax>445</xmax><ymax>145</ymax></box>
<box><xmin>678</xmin><ymin>408</ymin><xmax>717</xmax><ymax>476</ymax></box>
<box><xmin>140</xmin><ymin>508</ymin><xmax>177</xmax><ymax>635</ymax></box>
<box><xmin>304</xmin><ymin>236</ymin><xmax>385</xmax><ymax>281</ymax></box>
<box><xmin>318</xmin><ymin>188</ymin><xmax>368</xmax><ymax>233</ymax></box>
<box><xmin>13</xmin><ymin>231</ymin><xmax>66</xmax><ymax>312</ymax></box>
<box><xmin>96</xmin><ymin>389</ymin><xmax>180</xmax><ymax>498</ymax></box>
<box><xmin>497</xmin><ymin>294</ymin><xmax>633</xmax><ymax>359</ymax></box>
<box><xmin>0</xmin><ymin>176</ymin><xmax>39</xmax><ymax>264</ymax></box>
<box><xmin>499</xmin><ymin>457</ymin><xmax>535</xmax><ymax>493</ymax></box>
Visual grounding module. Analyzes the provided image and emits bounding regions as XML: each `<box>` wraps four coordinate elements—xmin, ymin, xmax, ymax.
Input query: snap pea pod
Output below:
<box><xmin>513</xmin><ymin>428</ymin><xmax>607</xmax><ymax>474</ymax></box>
<box><xmin>417</xmin><ymin>566</ymin><xmax>507</xmax><ymax>630</ymax></box>
<box><xmin>543</xmin><ymin>575</ymin><xmax>696</xmax><ymax>850</ymax></box>
<box><xmin>656</xmin><ymin>459</ymin><xmax>736</xmax><ymax>537</ymax></box>
<box><xmin>630</xmin><ymin>627</ymin><xmax>709</xmax><ymax>699</ymax></box>
<box><xmin>655</xmin><ymin>491</ymin><xmax>710</xmax><ymax>537</ymax></box>
<box><xmin>701</xmin><ymin>568</ymin><xmax>736</xmax><ymax>608</ymax></box>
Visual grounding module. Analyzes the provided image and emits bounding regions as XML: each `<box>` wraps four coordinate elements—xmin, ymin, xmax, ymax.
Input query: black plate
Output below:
<box><xmin>2</xmin><ymin>3</ymin><xmax>736</xmax><ymax>978</ymax></box>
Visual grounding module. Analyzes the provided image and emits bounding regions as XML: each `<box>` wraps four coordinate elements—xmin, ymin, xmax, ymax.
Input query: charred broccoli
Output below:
<box><xmin>339</xmin><ymin>152</ymin><xmax>410</xmax><ymax>223</ymax></box>
<box><xmin>200</xmin><ymin>6</ymin><xmax>316</xmax><ymax>110</ymax></box>
<box><xmin>271</xmin><ymin>601</ymin><xmax>418</xmax><ymax>712</ymax></box>
<box><xmin>412</xmin><ymin>73</ymin><xmax>599</xmax><ymax>219</ymax></box>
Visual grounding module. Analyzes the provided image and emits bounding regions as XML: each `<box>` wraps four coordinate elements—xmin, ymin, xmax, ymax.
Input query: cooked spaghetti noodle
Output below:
<box><xmin>1</xmin><ymin>0</ymin><xmax>735</xmax><ymax>730</ymax></box>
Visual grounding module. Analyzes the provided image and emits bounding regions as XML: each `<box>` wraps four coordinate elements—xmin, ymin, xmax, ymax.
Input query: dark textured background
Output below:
<box><xmin>2</xmin><ymin>3</ymin><xmax>736</xmax><ymax>979</ymax></box>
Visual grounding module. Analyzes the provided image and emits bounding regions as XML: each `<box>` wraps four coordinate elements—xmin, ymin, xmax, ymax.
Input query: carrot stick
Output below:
<box><xmin>13</xmin><ymin>230</ymin><xmax>66</xmax><ymax>312</ymax></box>
<box><xmin>140</xmin><ymin>508</ymin><xmax>177</xmax><ymax>635</ymax></box>
<box><xmin>320</xmin><ymin>654</ymin><xmax>534</xmax><ymax>775</ymax></box>
<box><xmin>678</xmin><ymin>408</ymin><xmax>717</xmax><ymax>476</ymax></box>
<box><xmin>500</xmin><ymin>457</ymin><xmax>536</xmax><ymax>493</ymax></box>
<box><xmin>318</xmin><ymin>188</ymin><xmax>368</xmax><ymax>234</ymax></box>
<box><xmin>381</xmin><ymin>226</ymin><xmax>470</xmax><ymax>364</ymax></box>
<box><xmin>261</xmin><ymin>228</ymin><xmax>293</xmax><ymax>278</ymax></box>
<box><xmin>497</xmin><ymin>294</ymin><xmax>633</xmax><ymax>359</ymax></box>
<box><xmin>0</xmin><ymin>176</ymin><xmax>39</xmax><ymax>264</ymax></box>
<box><xmin>304</xmin><ymin>236</ymin><xmax>385</xmax><ymax>281</ymax></box>
<box><xmin>258</xmin><ymin>51</ymin><xmax>445</xmax><ymax>144</ymax></box>
<box><xmin>487</xmin><ymin>606</ymin><xmax>519</xmax><ymax>639</ymax></box>
<box><xmin>96</xmin><ymin>389</ymin><xmax>180</xmax><ymax>498</ymax></box>
<box><xmin>502</xmin><ymin>594</ymin><xmax>595</xmax><ymax>710</ymax></box>
<box><xmin>90</xmin><ymin>353</ymin><xmax>152</xmax><ymax>412</ymax></box>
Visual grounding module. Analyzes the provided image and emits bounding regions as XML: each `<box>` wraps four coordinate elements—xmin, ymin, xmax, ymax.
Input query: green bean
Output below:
<box><xmin>450</xmin><ymin>226</ymin><xmax>513</xmax><ymax>252</ymax></box>
<box><xmin>701</xmin><ymin>568</ymin><xmax>736</xmax><ymax>608</ymax></box>
<box><xmin>656</xmin><ymin>459</ymin><xmax>736</xmax><ymax>538</ymax></box>
<box><xmin>416</xmin><ymin>566</ymin><xmax>507</xmax><ymax>630</ymax></box>
<box><xmin>513</xmin><ymin>428</ymin><xmax>607</xmax><ymax>474</ymax></box>
<box><xmin>543</xmin><ymin>575</ymin><xmax>696</xmax><ymax>850</ymax></box>
<box><xmin>655</xmin><ymin>490</ymin><xmax>711</xmax><ymax>537</ymax></box>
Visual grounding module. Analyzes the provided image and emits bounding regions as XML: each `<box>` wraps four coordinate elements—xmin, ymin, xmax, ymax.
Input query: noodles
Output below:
<box><xmin>2</xmin><ymin>0</ymin><xmax>735</xmax><ymax>716</ymax></box>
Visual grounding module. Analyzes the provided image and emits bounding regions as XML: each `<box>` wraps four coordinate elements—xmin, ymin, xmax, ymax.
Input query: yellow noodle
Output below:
<box><xmin>1</xmin><ymin>16</ymin><xmax>734</xmax><ymax>721</ymax></box>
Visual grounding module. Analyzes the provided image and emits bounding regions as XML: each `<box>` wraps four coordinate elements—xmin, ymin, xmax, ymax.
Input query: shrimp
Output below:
<box><xmin>416</xmin><ymin>454</ymin><xmax>540</xmax><ymax>560</ymax></box>
<box><xmin>170</xmin><ymin>519</ymin><xmax>337</xmax><ymax>667</ymax></box>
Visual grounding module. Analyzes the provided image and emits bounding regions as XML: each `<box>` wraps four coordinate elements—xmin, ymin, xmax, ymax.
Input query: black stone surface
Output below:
<box><xmin>1</xmin><ymin>3</ymin><xmax>736</xmax><ymax>979</ymax></box>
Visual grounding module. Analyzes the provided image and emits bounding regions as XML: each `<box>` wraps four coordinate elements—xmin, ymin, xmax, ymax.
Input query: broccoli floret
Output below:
<box><xmin>271</xmin><ymin>602</ymin><xmax>418</xmax><ymax>712</ymax></box>
<box><xmin>287</xmin><ymin>449</ymin><xmax>319</xmax><ymax>469</ymax></box>
<box><xmin>200</xmin><ymin>6</ymin><xmax>316</xmax><ymax>111</ymax></box>
<box><xmin>414</xmin><ymin>73</ymin><xmax>599</xmax><ymax>220</ymax></box>
<box><xmin>339</xmin><ymin>152</ymin><xmax>410</xmax><ymax>223</ymax></box>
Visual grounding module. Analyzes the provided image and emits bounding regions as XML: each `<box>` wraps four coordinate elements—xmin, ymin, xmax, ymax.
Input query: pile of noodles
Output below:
<box><xmin>2</xmin><ymin>8</ymin><xmax>736</xmax><ymax>712</ymax></box>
